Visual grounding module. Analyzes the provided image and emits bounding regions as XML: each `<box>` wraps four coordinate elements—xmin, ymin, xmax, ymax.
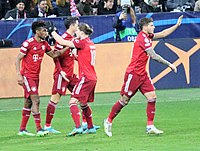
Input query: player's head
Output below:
<box><xmin>76</xmin><ymin>23</ymin><xmax>93</xmax><ymax>38</ymax></box>
<box><xmin>64</xmin><ymin>16</ymin><xmax>79</xmax><ymax>31</ymax></box>
<box><xmin>139</xmin><ymin>17</ymin><xmax>155</xmax><ymax>34</ymax></box>
<box><xmin>31</xmin><ymin>20</ymin><xmax>48</xmax><ymax>40</ymax></box>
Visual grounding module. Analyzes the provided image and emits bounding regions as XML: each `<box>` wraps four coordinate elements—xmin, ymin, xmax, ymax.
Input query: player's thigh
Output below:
<box><xmin>23</xmin><ymin>76</ymin><xmax>39</xmax><ymax>98</ymax></box>
<box><xmin>68</xmin><ymin>74</ymin><xmax>79</xmax><ymax>93</ymax></box>
<box><xmin>120</xmin><ymin>72</ymin><xmax>141</xmax><ymax>98</ymax></box>
<box><xmin>72</xmin><ymin>77</ymin><xmax>96</xmax><ymax>104</ymax></box>
<box><xmin>50</xmin><ymin>93</ymin><xmax>61</xmax><ymax>103</ymax></box>
<box><xmin>52</xmin><ymin>73</ymin><xmax>69</xmax><ymax>95</ymax></box>
<box><xmin>140</xmin><ymin>75</ymin><xmax>156</xmax><ymax>99</ymax></box>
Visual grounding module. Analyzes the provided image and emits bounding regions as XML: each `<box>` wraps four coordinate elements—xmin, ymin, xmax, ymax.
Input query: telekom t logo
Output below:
<box><xmin>33</xmin><ymin>54</ymin><xmax>39</xmax><ymax>62</ymax></box>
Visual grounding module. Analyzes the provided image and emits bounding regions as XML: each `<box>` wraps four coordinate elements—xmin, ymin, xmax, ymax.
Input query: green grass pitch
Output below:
<box><xmin>0</xmin><ymin>88</ymin><xmax>200</xmax><ymax>151</ymax></box>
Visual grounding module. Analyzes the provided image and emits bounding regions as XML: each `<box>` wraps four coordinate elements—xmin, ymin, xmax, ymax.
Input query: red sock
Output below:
<box><xmin>82</xmin><ymin>112</ymin><xmax>87</xmax><ymax>123</ymax></box>
<box><xmin>108</xmin><ymin>100</ymin><xmax>125</xmax><ymax>123</ymax></box>
<box><xmin>81</xmin><ymin>104</ymin><xmax>93</xmax><ymax>129</ymax></box>
<box><xmin>70</xmin><ymin>103</ymin><xmax>81</xmax><ymax>128</ymax></box>
<box><xmin>45</xmin><ymin>100</ymin><xmax>57</xmax><ymax>127</ymax></box>
<box><xmin>19</xmin><ymin>108</ymin><xmax>31</xmax><ymax>131</ymax></box>
<box><xmin>32</xmin><ymin>112</ymin><xmax>42</xmax><ymax>131</ymax></box>
<box><xmin>146</xmin><ymin>99</ymin><xmax>156</xmax><ymax>125</ymax></box>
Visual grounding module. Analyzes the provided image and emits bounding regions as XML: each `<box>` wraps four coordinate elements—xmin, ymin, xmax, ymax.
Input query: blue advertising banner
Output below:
<box><xmin>0</xmin><ymin>12</ymin><xmax>200</xmax><ymax>47</ymax></box>
<box><xmin>150</xmin><ymin>38</ymin><xmax>200</xmax><ymax>89</ymax></box>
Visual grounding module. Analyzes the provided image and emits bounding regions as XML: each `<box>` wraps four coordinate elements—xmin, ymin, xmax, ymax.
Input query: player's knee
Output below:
<box><xmin>24</xmin><ymin>99</ymin><xmax>32</xmax><ymax>108</ymax></box>
<box><xmin>69</xmin><ymin>97</ymin><xmax>78</xmax><ymax>105</ymax></box>
<box><xmin>80</xmin><ymin>103</ymin><xmax>88</xmax><ymax>109</ymax></box>
<box><xmin>120</xmin><ymin>95</ymin><xmax>130</xmax><ymax>105</ymax></box>
<box><xmin>50</xmin><ymin>93</ymin><xmax>61</xmax><ymax>103</ymax></box>
<box><xmin>32</xmin><ymin>98</ymin><xmax>40</xmax><ymax>106</ymax></box>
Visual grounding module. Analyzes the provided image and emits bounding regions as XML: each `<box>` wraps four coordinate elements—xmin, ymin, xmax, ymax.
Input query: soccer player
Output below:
<box><xmin>44</xmin><ymin>16</ymin><xmax>79</xmax><ymax>134</ymax></box>
<box><xmin>46</xmin><ymin>22</ymin><xmax>98</xmax><ymax>136</ymax></box>
<box><xmin>44</xmin><ymin>17</ymin><xmax>100</xmax><ymax>134</ymax></box>
<box><xmin>104</xmin><ymin>15</ymin><xmax>183</xmax><ymax>137</ymax></box>
<box><xmin>15</xmin><ymin>20</ymin><xmax>68</xmax><ymax>137</ymax></box>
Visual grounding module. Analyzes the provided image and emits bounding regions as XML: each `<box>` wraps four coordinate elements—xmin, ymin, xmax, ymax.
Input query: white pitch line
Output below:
<box><xmin>0</xmin><ymin>97</ymin><xmax>199</xmax><ymax>112</ymax></box>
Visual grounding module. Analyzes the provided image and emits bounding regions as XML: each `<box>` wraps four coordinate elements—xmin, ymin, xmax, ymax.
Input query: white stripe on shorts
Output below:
<box><xmin>23</xmin><ymin>76</ymin><xmax>31</xmax><ymax>92</ymax></box>
<box><xmin>124</xmin><ymin>74</ymin><xmax>133</xmax><ymax>93</ymax></box>
<box><xmin>57</xmin><ymin>74</ymin><xmax>62</xmax><ymax>90</ymax></box>
<box><xmin>75</xmin><ymin>77</ymin><xmax>85</xmax><ymax>95</ymax></box>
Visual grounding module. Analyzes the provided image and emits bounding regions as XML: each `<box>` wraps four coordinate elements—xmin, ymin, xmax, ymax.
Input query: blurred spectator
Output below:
<box><xmin>0</xmin><ymin>0</ymin><xmax>11</xmax><ymax>19</ymax></box>
<box><xmin>113</xmin><ymin>6</ymin><xmax>137</xmax><ymax>42</ymax></box>
<box><xmin>55</xmin><ymin>0</ymin><xmax>71</xmax><ymax>16</ymax></box>
<box><xmin>77</xmin><ymin>0</ymin><xmax>94</xmax><ymax>15</ymax></box>
<box><xmin>97</xmin><ymin>0</ymin><xmax>116</xmax><ymax>15</ymax></box>
<box><xmin>10</xmin><ymin>0</ymin><xmax>17</xmax><ymax>9</ymax></box>
<box><xmin>25</xmin><ymin>0</ymin><xmax>37</xmax><ymax>11</ymax></box>
<box><xmin>140</xmin><ymin>0</ymin><xmax>162</xmax><ymax>13</ymax></box>
<box><xmin>26</xmin><ymin>0</ymin><xmax>53</xmax><ymax>11</ymax></box>
<box><xmin>166</xmin><ymin>0</ymin><xmax>195</xmax><ymax>11</ymax></box>
<box><xmin>194</xmin><ymin>0</ymin><xmax>200</xmax><ymax>11</ymax></box>
<box><xmin>4</xmin><ymin>0</ymin><xmax>30</xmax><ymax>20</ymax></box>
<box><xmin>0</xmin><ymin>39</ymin><xmax>13</xmax><ymax>47</ymax></box>
<box><xmin>30</xmin><ymin>0</ymin><xmax>56</xmax><ymax>18</ymax></box>
<box><xmin>70</xmin><ymin>0</ymin><xmax>81</xmax><ymax>16</ymax></box>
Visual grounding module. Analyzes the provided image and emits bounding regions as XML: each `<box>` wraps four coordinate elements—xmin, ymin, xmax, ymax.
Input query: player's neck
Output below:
<box><xmin>142</xmin><ymin>29</ymin><xmax>148</xmax><ymax>35</ymax></box>
<box><xmin>66</xmin><ymin>29</ymin><xmax>74</xmax><ymax>36</ymax></box>
<box><xmin>80</xmin><ymin>35</ymin><xmax>88</xmax><ymax>39</ymax></box>
<box><xmin>34</xmin><ymin>35</ymin><xmax>42</xmax><ymax>43</ymax></box>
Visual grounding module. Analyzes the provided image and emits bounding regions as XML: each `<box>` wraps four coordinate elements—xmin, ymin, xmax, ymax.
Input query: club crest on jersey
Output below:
<box><xmin>31</xmin><ymin>86</ymin><xmax>37</xmax><ymax>92</ymax></box>
<box><xmin>23</xmin><ymin>41</ymin><xmax>29</xmax><ymax>47</ymax></box>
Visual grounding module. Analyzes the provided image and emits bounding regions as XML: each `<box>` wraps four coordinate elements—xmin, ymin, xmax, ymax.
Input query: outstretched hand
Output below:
<box><xmin>169</xmin><ymin>64</ymin><xmax>177</xmax><ymax>73</ymax></box>
<box><xmin>17</xmin><ymin>74</ymin><xmax>24</xmax><ymax>86</ymax></box>
<box><xmin>45</xmin><ymin>21</ymin><xmax>57</xmax><ymax>35</ymax></box>
<box><xmin>60</xmin><ymin>71</ymin><xmax>70</xmax><ymax>82</ymax></box>
<box><xmin>176</xmin><ymin>15</ymin><xmax>183</xmax><ymax>26</ymax></box>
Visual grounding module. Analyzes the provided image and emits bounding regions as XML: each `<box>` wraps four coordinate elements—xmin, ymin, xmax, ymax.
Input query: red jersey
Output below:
<box><xmin>20</xmin><ymin>37</ymin><xmax>51</xmax><ymax>79</ymax></box>
<box><xmin>72</xmin><ymin>37</ymin><xmax>97</xmax><ymax>81</ymax></box>
<box><xmin>54</xmin><ymin>32</ymin><xmax>75</xmax><ymax>76</ymax></box>
<box><xmin>126</xmin><ymin>31</ymin><xmax>154</xmax><ymax>75</ymax></box>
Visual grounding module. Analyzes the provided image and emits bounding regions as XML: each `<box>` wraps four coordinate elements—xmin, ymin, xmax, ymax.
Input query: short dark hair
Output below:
<box><xmin>78</xmin><ymin>23</ymin><xmax>93</xmax><ymax>36</ymax></box>
<box><xmin>138</xmin><ymin>18</ymin><xmax>153</xmax><ymax>30</ymax></box>
<box><xmin>16</xmin><ymin>0</ymin><xmax>26</xmax><ymax>5</ymax></box>
<box><xmin>38</xmin><ymin>0</ymin><xmax>46</xmax><ymax>4</ymax></box>
<box><xmin>64</xmin><ymin>16</ymin><xmax>79</xmax><ymax>30</ymax></box>
<box><xmin>31</xmin><ymin>20</ymin><xmax>46</xmax><ymax>34</ymax></box>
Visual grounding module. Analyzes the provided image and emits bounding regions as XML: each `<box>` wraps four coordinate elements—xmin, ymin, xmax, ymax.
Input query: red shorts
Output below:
<box><xmin>71</xmin><ymin>76</ymin><xmax>97</xmax><ymax>104</ymax></box>
<box><xmin>23</xmin><ymin>76</ymin><xmax>39</xmax><ymax>98</ymax></box>
<box><xmin>120</xmin><ymin>71</ymin><xmax>155</xmax><ymax>98</ymax></box>
<box><xmin>51</xmin><ymin>73</ymin><xmax>78</xmax><ymax>95</ymax></box>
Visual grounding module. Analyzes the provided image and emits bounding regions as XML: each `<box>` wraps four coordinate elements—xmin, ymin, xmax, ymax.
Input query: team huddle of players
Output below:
<box><xmin>15</xmin><ymin>15</ymin><xmax>183</xmax><ymax>137</ymax></box>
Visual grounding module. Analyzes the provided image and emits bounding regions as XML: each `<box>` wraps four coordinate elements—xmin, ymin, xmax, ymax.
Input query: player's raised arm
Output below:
<box><xmin>52</xmin><ymin>31</ymin><xmax>75</xmax><ymax>48</ymax></box>
<box><xmin>45</xmin><ymin>21</ymin><xmax>75</xmax><ymax>48</ymax></box>
<box><xmin>145</xmin><ymin>47</ymin><xmax>177</xmax><ymax>73</ymax></box>
<box><xmin>154</xmin><ymin>15</ymin><xmax>183</xmax><ymax>39</ymax></box>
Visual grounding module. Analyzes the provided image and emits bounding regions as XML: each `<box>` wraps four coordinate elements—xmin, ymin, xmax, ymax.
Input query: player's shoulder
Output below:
<box><xmin>135</xmin><ymin>32</ymin><xmax>144</xmax><ymax>42</ymax></box>
<box><xmin>22</xmin><ymin>38</ymin><xmax>34</xmax><ymax>48</ymax></box>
